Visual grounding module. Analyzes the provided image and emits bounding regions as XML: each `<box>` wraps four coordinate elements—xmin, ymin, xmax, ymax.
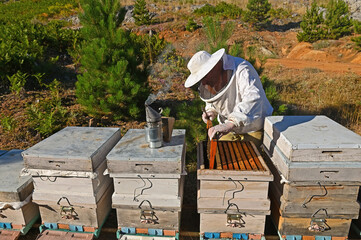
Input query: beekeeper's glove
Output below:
<box><xmin>202</xmin><ymin>111</ymin><xmax>217</xmax><ymax>124</ymax></box>
<box><xmin>208</xmin><ymin>122</ymin><xmax>235</xmax><ymax>140</ymax></box>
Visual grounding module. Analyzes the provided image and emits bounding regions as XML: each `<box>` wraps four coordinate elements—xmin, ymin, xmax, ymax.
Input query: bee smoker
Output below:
<box><xmin>145</xmin><ymin>105</ymin><xmax>163</xmax><ymax>148</ymax></box>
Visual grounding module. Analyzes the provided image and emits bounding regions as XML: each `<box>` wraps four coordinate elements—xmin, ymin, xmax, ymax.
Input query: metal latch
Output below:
<box><xmin>225</xmin><ymin>203</ymin><xmax>246</xmax><ymax>228</ymax></box>
<box><xmin>308</xmin><ymin>208</ymin><xmax>330</xmax><ymax>232</ymax></box>
<box><xmin>57</xmin><ymin>197</ymin><xmax>78</xmax><ymax>220</ymax></box>
<box><xmin>138</xmin><ymin>200</ymin><xmax>158</xmax><ymax>224</ymax></box>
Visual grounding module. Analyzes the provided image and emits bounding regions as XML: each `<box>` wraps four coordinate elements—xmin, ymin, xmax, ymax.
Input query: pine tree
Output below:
<box><xmin>324</xmin><ymin>0</ymin><xmax>352</xmax><ymax>39</ymax></box>
<box><xmin>76</xmin><ymin>0</ymin><xmax>149</xmax><ymax>120</ymax></box>
<box><xmin>244</xmin><ymin>0</ymin><xmax>271</xmax><ymax>28</ymax></box>
<box><xmin>297</xmin><ymin>1</ymin><xmax>327</xmax><ymax>42</ymax></box>
<box><xmin>133</xmin><ymin>0</ymin><xmax>152</xmax><ymax>26</ymax></box>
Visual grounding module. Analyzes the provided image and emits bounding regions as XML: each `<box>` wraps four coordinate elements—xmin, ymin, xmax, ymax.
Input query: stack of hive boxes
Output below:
<box><xmin>21</xmin><ymin>127</ymin><xmax>121</xmax><ymax>234</ymax></box>
<box><xmin>0</xmin><ymin>150</ymin><xmax>39</xmax><ymax>236</ymax></box>
<box><xmin>262</xmin><ymin>115</ymin><xmax>361</xmax><ymax>238</ymax></box>
<box><xmin>197</xmin><ymin>140</ymin><xmax>273</xmax><ymax>239</ymax></box>
<box><xmin>106</xmin><ymin>129</ymin><xmax>186</xmax><ymax>239</ymax></box>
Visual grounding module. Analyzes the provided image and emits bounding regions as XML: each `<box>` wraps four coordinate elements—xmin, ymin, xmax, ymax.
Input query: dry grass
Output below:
<box><xmin>264</xmin><ymin>66</ymin><xmax>361</xmax><ymax>135</ymax></box>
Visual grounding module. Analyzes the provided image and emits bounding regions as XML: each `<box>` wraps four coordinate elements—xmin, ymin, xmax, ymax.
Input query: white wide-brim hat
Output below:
<box><xmin>184</xmin><ymin>48</ymin><xmax>225</xmax><ymax>88</ymax></box>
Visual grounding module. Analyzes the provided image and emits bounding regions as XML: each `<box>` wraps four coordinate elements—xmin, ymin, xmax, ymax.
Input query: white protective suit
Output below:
<box><xmin>201</xmin><ymin>54</ymin><xmax>273</xmax><ymax>134</ymax></box>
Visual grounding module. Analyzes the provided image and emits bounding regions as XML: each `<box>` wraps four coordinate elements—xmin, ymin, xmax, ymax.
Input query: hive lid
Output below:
<box><xmin>22</xmin><ymin>127</ymin><xmax>121</xmax><ymax>171</ymax></box>
<box><xmin>264</xmin><ymin>115</ymin><xmax>361</xmax><ymax>160</ymax></box>
<box><xmin>0</xmin><ymin>150</ymin><xmax>33</xmax><ymax>201</ymax></box>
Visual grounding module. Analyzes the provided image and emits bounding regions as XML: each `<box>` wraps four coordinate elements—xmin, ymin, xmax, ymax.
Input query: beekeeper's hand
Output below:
<box><xmin>208</xmin><ymin>122</ymin><xmax>235</xmax><ymax>140</ymax></box>
<box><xmin>202</xmin><ymin>111</ymin><xmax>216</xmax><ymax>124</ymax></box>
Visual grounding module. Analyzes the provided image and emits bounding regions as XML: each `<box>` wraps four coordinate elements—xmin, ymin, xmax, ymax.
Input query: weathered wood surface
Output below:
<box><xmin>0</xmin><ymin>150</ymin><xmax>33</xmax><ymax>202</ymax></box>
<box><xmin>35</xmin><ymin>185</ymin><xmax>113</xmax><ymax>227</ymax></box>
<box><xmin>263</xmin><ymin>133</ymin><xmax>361</xmax><ymax>183</ymax></box>
<box><xmin>198</xmin><ymin>196</ymin><xmax>270</xmax><ymax>213</ymax></box>
<box><xmin>199</xmin><ymin>213</ymin><xmax>266</xmax><ymax>234</ymax></box>
<box><xmin>112</xmin><ymin>194</ymin><xmax>182</xmax><ymax>210</ymax></box>
<box><xmin>199</xmin><ymin>180</ymin><xmax>269</xmax><ymax>199</ymax></box>
<box><xmin>33</xmin><ymin>159</ymin><xmax>110</xmax><ymax>196</ymax></box>
<box><xmin>118</xmin><ymin>234</ymin><xmax>177</xmax><ymax>240</ymax></box>
<box><xmin>264</xmin><ymin>115</ymin><xmax>361</xmax><ymax>162</ymax></box>
<box><xmin>116</xmin><ymin>208</ymin><xmax>181</xmax><ymax>230</ymax></box>
<box><xmin>270</xmin><ymin>192</ymin><xmax>352</xmax><ymax>237</ymax></box>
<box><xmin>0</xmin><ymin>230</ymin><xmax>20</xmax><ymax>240</ymax></box>
<box><xmin>279</xmin><ymin>196</ymin><xmax>360</xmax><ymax>219</ymax></box>
<box><xmin>107</xmin><ymin>129</ymin><xmax>186</xmax><ymax>174</ymax></box>
<box><xmin>197</xmin><ymin>142</ymin><xmax>273</xmax><ymax>182</ymax></box>
<box><xmin>36</xmin><ymin>230</ymin><xmax>94</xmax><ymax>240</ymax></box>
<box><xmin>33</xmin><ymin>175</ymin><xmax>112</xmax><ymax>205</ymax></box>
<box><xmin>22</xmin><ymin>127</ymin><xmax>121</xmax><ymax>171</ymax></box>
<box><xmin>0</xmin><ymin>201</ymin><xmax>39</xmax><ymax>225</ymax></box>
<box><xmin>113</xmin><ymin>176</ymin><xmax>183</xmax><ymax>199</ymax></box>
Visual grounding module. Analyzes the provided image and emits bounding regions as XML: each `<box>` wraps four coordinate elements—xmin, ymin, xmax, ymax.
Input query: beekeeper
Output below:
<box><xmin>184</xmin><ymin>48</ymin><xmax>273</xmax><ymax>147</ymax></box>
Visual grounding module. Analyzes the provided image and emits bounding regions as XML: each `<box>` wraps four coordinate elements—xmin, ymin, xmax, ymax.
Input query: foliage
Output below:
<box><xmin>185</xmin><ymin>18</ymin><xmax>200</xmax><ymax>32</ymax></box>
<box><xmin>134</xmin><ymin>32</ymin><xmax>167</xmax><ymax>66</ymax></box>
<box><xmin>202</xmin><ymin>16</ymin><xmax>235</xmax><ymax>53</ymax></box>
<box><xmin>0</xmin><ymin>20</ymin><xmax>81</xmax><ymax>92</ymax></box>
<box><xmin>324</xmin><ymin>0</ymin><xmax>352</xmax><ymax>39</ymax></box>
<box><xmin>194</xmin><ymin>2</ymin><xmax>242</xmax><ymax>19</ymax></box>
<box><xmin>243</xmin><ymin>0</ymin><xmax>271</xmax><ymax>28</ymax></box>
<box><xmin>0</xmin><ymin>115</ymin><xmax>17</xmax><ymax>133</ymax></box>
<box><xmin>26</xmin><ymin>79</ymin><xmax>70</xmax><ymax>137</ymax></box>
<box><xmin>76</xmin><ymin>0</ymin><xmax>149</xmax><ymax>120</ymax></box>
<box><xmin>351</xmin><ymin>36</ymin><xmax>361</xmax><ymax>51</ymax></box>
<box><xmin>269</xmin><ymin>7</ymin><xmax>292</xmax><ymax>20</ymax></box>
<box><xmin>261</xmin><ymin>75</ymin><xmax>287</xmax><ymax>115</ymax></box>
<box><xmin>0</xmin><ymin>0</ymin><xmax>78</xmax><ymax>23</ymax></box>
<box><xmin>133</xmin><ymin>0</ymin><xmax>152</xmax><ymax>26</ymax></box>
<box><xmin>297</xmin><ymin>0</ymin><xmax>352</xmax><ymax>43</ymax></box>
<box><xmin>353</xmin><ymin>20</ymin><xmax>361</xmax><ymax>34</ymax></box>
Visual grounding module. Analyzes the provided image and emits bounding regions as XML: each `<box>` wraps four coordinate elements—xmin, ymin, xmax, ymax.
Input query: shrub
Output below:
<box><xmin>261</xmin><ymin>75</ymin><xmax>287</xmax><ymax>115</ymax></box>
<box><xmin>202</xmin><ymin>16</ymin><xmax>235</xmax><ymax>53</ymax></box>
<box><xmin>7</xmin><ymin>71</ymin><xmax>28</xmax><ymax>95</ymax></box>
<box><xmin>297</xmin><ymin>0</ymin><xmax>352</xmax><ymax>42</ymax></box>
<box><xmin>243</xmin><ymin>0</ymin><xmax>271</xmax><ymax>28</ymax></box>
<box><xmin>194</xmin><ymin>2</ymin><xmax>242</xmax><ymax>19</ymax></box>
<box><xmin>0</xmin><ymin>115</ymin><xmax>17</xmax><ymax>133</ymax></box>
<box><xmin>76</xmin><ymin>0</ymin><xmax>149</xmax><ymax>120</ymax></box>
<box><xmin>353</xmin><ymin>20</ymin><xmax>361</xmax><ymax>34</ymax></box>
<box><xmin>351</xmin><ymin>36</ymin><xmax>361</xmax><ymax>51</ymax></box>
<box><xmin>133</xmin><ymin>0</ymin><xmax>152</xmax><ymax>26</ymax></box>
<box><xmin>185</xmin><ymin>18</ymin><xmax>200</xmax><ymax>32</ymax></box>
<box><xmin>134</xmin><ymin>32</ymin><xmax>167</xmax><ymax>66</ymax></box>
<box><xmin>26</xmin><ymin>79</ymin><xmax>70</xmax><ymax>137</ymax></box>
<box><xmin>269</xmin><ymin>7</ymin><xmax>292</xmax><ymax>20</ymax></box>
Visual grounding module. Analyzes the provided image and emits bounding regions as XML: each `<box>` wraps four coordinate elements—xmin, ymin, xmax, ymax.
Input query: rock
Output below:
<box><xmin>260</xmin><ymin>47</ymin><xmax>275</xmax><ymax>57</ymax></box>
<box><xmin>123</xmin><ymin>5</ymin><xmax>135</xmax><ymax>23</ymax></box>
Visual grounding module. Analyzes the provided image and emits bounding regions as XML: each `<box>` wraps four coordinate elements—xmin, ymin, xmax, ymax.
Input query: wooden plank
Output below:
<box><xmin>112</xmin><ymin>194</ymin><xmax>181</xmax><ymax>210</ymax></box>
<box><xmin>264</xmin><ymin>116</ymin><xmax>361</xmax><ymax>162</ymax></box>
<box><xmin>23</xmin><ymin>127</ymin><xmax>121</xmax><ymax>172</ymax></box>
<box><xmin>241</xmin><ymin>142</ymin><xmax>258</xmax><ymax>170</ymax></box>
<box><xmin>119</xmin><ymin>234</ymin><xmax>177</xmax><ymax>240</ymax></box>
<box><xmin>198</xmin><ymin>197</ymin><xmax>270</xmax><ymax>212</ymax></box>
<box><xmin>106</xmin><ymin>129</ymin><xmax>185</xmax><ymax>174</ymax></box>
<box><xmin>0</xmin><ymin>230</ymin><xmax>20</xmax><ymax>240</ymax></box>
<box><xmin>232</xmin><ymin>142</ymin><xmax>246</xmax><ymax>170</ymax></box>
<box><xmin>280</xmin><ymin>196</ymin><xmax>360</xmax><ymax>219</ymax></box>
<box><xmin>246</xmin><ymin>142</ymin><xmax>264</xmax><ymax>171</ymax></box>
<box><xmin>36</xmin><ymin>184</ymin><xmax>113</xmax><ymax>227</ymax></box>
<box><xmin>263</xmin><ymin>133</ymin><xmax>361</xmax><ymax>182</ymax></box>
<box><xmin>116</xmin><ymin>208</ymin><xmax>180</xmax><ymax>230</ymax></box>
<box><xmin>199</xmin><ymin>181</ymin><xmax>269</xmax><ymax>199</ymax></box>
<box><xmin>199</xmin><ymin>213</ymin><xmax>266</xmax><ymax>234</ymax></box>
<box><xmin>218</xmin><ymin>141</ymin><xmax>228</xmax><ymax>170</ymax></box>
<box><xmin>215</xmin><ymin>143</ymin><xmax>222</xmax><ymax>170</ymax></box>
<box><xmin>36</xmin><ymin>230</ymin><xmax>94</xmax><ymax>240</ymax></box>
<box><xmin>237</xmin><ymin>142</ymin><xmax>252</xmax><ymax>170</ymax></box>
<box><xmin>222</xmin><ymin>142</ymin><xmax>234</xmax><ymax>170</ymax></box>
<box><xmin>0</xmin><ymin>201</ymin><xmax>39</xmax><ymax>226</ymax></box>
<box><xmin>227</xmin><ymin>142</ymin><xmax>240</xmax><ymax>170</ymax></box>
<box><xmin>0</xmin><ymin>150</ymin><xmax>34</xmax><ymax>202</ymax></box>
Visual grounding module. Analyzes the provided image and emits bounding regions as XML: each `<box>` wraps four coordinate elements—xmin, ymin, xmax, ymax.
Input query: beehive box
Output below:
<box><xmin>22</xmin><ymin>127</ymin><xmax>121</xmax><ymax>172</ymax></box>
<box><xmin>263</xmin><ymin>115</ymin><xmax>361</xmax><ymax>182</ymax></box>
<box><xmin>106</xmin><ymin>129</ymin><xmax>186</xmax><ymax>175</ymax></box>
<box><xmin>197</xmin><ymin>141</ymin><xmax>273</xmax><ymax>235</ymax></box>
<box><xmin>31</xmin><ymin>160</ymin><xmax>111</xmax><ymax>203</ymax></box>
<box><xmin>0</xmin><ymin>150</ymin><xmax>39</xmax><ymax>227</ymax></box>
<box><xmin>34</xmin><ymin>184</ymin><xmax>113</xmax><ymax>228</ymax></box>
